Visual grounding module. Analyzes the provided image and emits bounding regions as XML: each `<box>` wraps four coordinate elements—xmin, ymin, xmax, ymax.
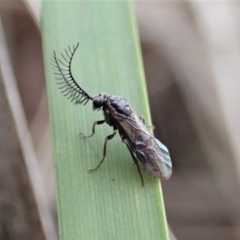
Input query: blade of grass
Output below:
<box><xmin>42</xmin><ymin>1</ymin><xmax>169</xmax><ymax>240</ymax></box>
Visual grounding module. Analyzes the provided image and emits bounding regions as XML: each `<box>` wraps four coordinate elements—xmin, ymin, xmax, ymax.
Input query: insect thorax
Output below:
<box><xmin>105</xmin><ymin>96</ymin><xmax>133</xmax><ymax>126</ymax></box>
<box><xmin>92</xmin><ymin>93</ymin><xmax>133</xmax><ymax>127</ymax></box>
<box><xmin>107</xmin><ymin>96</ymin><xmax>132</xmax><ymax>116</ymax></box>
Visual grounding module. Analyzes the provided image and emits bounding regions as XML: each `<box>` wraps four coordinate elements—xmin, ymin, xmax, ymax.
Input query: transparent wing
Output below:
<box><xmin>117</xmin><ymin>110</ymin><xmax>172</xmax><ymax>180</ymax></box>
<box><xmin>143</xmin><ymin>138</ymin><xmax>172</xmax><ymax>180</ymax></box>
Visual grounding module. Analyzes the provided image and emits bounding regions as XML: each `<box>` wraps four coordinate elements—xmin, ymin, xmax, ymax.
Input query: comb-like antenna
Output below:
<box><xmin>52</xmin><ymin>43</ymin><xmax>93</xmax><ymax>105</ymax></box>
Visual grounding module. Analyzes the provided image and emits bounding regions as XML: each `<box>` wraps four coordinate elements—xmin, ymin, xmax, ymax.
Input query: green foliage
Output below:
<box><xmin>42</xmin><ymin>1</ymin><xmax>169</xmax><ymax>240</ymax></box>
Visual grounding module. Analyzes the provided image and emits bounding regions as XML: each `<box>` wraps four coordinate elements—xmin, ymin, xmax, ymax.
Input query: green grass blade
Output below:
<box><xmin>42</xmin><ymin>1</ymin><xmax>169</xmax><ymax>240</ymax></box>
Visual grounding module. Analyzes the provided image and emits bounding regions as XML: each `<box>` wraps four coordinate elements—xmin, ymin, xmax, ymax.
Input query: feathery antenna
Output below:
<box><xmin>52</xmin><ymin>43</ymin><xmax>93</xmax><ymax>105</ymax></box>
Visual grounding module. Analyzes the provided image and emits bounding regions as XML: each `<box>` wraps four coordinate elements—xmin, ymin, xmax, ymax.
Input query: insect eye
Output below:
<box><xmin>93</xmin><ymin>93</ymin><xmax>107</xmax><ymax>109</ymax></box>
<box><xmin>93</xmin><ymin>99</ymin><xmax>103</xmax><ymax>108</ymax></box>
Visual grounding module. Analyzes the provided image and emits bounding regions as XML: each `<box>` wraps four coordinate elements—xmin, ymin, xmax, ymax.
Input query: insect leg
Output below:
<box><xmin>139</xmin><ymin>116</ymin><xmax>155</xmax><ymax>131</ymax></box>
<box><xmin>139</xmin><ymin>116</ymin><xmax>145</xmax><ymax>124</ymax></box>
<box><xmin>123</xmin><ymin>139</ymin><xmax>144</xmax><ymax>186</ymax></box>
<box><xmin>89</xmin><ymin>127</ymin><xmax>117</xmax><ymax>172</ymax></box>
<box><xmin>80</xmin><ymin>120</ymin><xmax>105</xmax><ymax>138</ymax></box>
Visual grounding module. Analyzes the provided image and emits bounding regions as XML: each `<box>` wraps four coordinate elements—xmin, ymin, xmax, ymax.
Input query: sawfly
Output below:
<box><xmin>52</xmin><ymin>43</ymin><xmax>172</xmax><ymax>185</ymax></box>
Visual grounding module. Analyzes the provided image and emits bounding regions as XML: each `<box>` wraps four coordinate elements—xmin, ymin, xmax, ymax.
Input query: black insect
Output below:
<box><xmin>52</xmin><ymin>43</ymin><xmax>172</xmax><ymax>185</ymax></box>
